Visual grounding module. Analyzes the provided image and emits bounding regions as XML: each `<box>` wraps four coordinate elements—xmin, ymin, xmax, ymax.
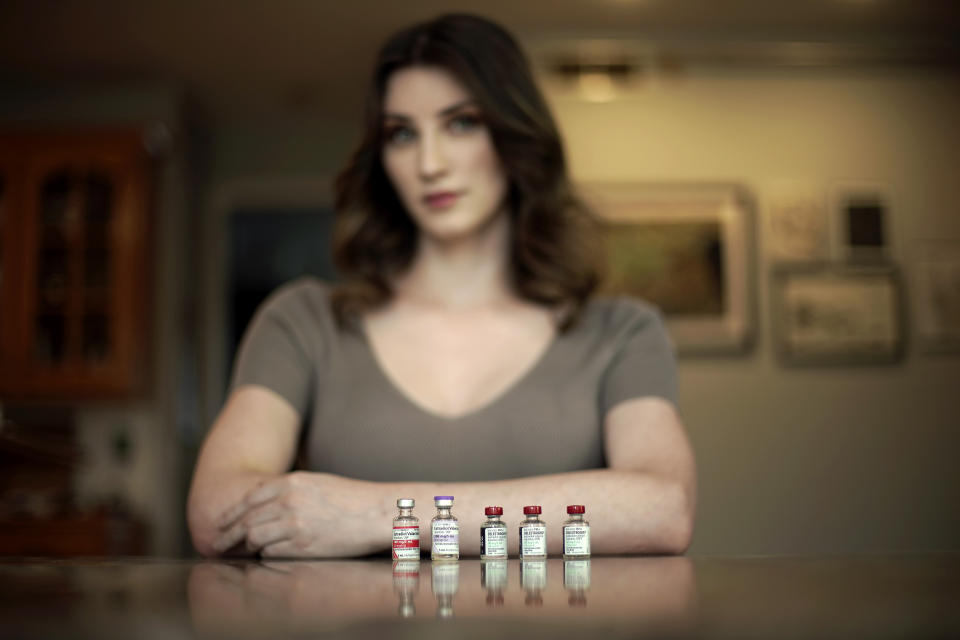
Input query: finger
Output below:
<box><xmin>211</xmin><ymin>521</ymin><xmax>248</xmax><ymax>554</ymax></box>
<box><xmin>214</xmin><ymin>501</ymin><xmax>287</xmax><ymax>553</ymax></box>
<box><xmin>246</xmin><ymin>520</ymin><xmax>294</xmax><ymax>552</ymax></box>
<box><xmin>260</xmin><ymin>540</ymin><xmax>301</xmax><ymax>559</ymax></box>
<box><xmin>243</xmin><ymin>480</ymin><xmax>287</xmax><ymax>509</ymax></box>
<box><xmin>242</xmin><ymin>501</ymin><xmax>286</xmax><ymax>528</ymax></box>
<box><xmin>216</xmin><ymin>479</ymin><xmax>284</xmax><ymax>530</ymax></box>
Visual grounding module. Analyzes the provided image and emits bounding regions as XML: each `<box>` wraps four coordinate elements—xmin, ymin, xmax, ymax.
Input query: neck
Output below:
<box><xmin>395</xmin><ymin>211</ymin><xmax>514</xmax><ymax>310</ymax></box>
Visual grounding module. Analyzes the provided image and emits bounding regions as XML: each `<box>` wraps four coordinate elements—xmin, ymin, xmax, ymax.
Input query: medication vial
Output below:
<box><xmin>392</xmin><ymin>498</ymin><xmax>420</xmax><ymax>560</ymax></box>
<box><xmin>480</xmin><ymin>506</ymin><xmax>507</xmax><ymax>559</ymax></box>
<box><xmin>431</xmin><ymin>495</ymin><xmax>459</xmax><ymax>559</ymax></box>
<box><xmin>562</xmin><ymin>505</ymin><xmax>590</xmax><ymax>559</ymax></box>
<box><xmin>519</xmin><ymin>505</ymin><xmax>547</xmax><ymax>559</ymax></box>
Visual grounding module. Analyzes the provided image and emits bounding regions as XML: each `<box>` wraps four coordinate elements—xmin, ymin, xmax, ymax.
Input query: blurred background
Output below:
<box><xmin>0</xmin><ymin>0</ymin><xmax>957</xmax><ymax>558</ymax></box>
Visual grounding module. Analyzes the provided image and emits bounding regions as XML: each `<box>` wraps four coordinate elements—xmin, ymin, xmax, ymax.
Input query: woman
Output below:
<box><xmin>188</xmin><ymin>13</ymin><xmax>696</xmax><ymax>558</ymax></box>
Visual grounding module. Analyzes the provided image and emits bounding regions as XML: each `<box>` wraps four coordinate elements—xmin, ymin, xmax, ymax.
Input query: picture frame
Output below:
<box><xmin>830</xmin><ymin>182</ymin><xmax>893</xmax><ymax>263</ymax></box>
<box><xmin>580</xmin><ymin>182</ymin><xmax>756</xmax><ymax>356</ymax></box>
<box><xmin>914</xmin><ymin>240</ymin><xmax>960</xmax><ymax>354</ymax></box>
<box><xmin>771</xmin><ymin>264</ymin><xmax>905</xmax><ymax>366</ymax></box>
<box><xmin>763</xmin><ymin>180</ymin><xmax>830</xmax><ymax>262</ymax></box>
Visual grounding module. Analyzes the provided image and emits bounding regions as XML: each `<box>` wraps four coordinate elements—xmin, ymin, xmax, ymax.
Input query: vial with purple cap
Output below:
<box><xmin>431</xmin><ymin>495</ymin><xmax>459</xmax><ymax>559</ymax></box>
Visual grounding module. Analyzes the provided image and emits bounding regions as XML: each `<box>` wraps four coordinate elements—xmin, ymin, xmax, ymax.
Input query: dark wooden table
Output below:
<box><xmin>1</xmin><ymin>554</ymin><xmax>957</xmax><ymax>638</ymax></box>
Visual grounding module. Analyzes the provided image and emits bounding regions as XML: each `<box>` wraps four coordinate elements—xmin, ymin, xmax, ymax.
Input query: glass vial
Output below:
<box><xmin>431</xmin><ymin>495</ymin><xmax>459</xmax><ymax>559</ymax></box>
<box><xmin>562</xmin><ymin>505</ymin><xmax>590</xmax><ymax>559</ymax></box>
<box><xmin>480</xmin><ymin>506</ymin><xmax>508</xmax><ymax>559</ymax></box>
<box><xmin>519</xmin><ymin>505</ymin><xmax>547</xmax><ymax>559</ymax></box>
<box><xmin>392</xmin><ymin>498</ymin><xmax>420</xmax><ymax>560</ymax></box>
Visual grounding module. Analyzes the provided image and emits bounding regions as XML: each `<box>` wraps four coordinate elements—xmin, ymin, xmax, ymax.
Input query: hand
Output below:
<box><xmin>211</xmin><ymin>471</ymin><xmax>385</xmax><ymax>557</ymax></box>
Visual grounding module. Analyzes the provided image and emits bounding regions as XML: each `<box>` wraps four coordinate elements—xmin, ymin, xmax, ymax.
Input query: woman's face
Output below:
<box><xmin>380</xmin><ymin>66</ymin><xmax>509</xmax><ymax>244</ymax></box>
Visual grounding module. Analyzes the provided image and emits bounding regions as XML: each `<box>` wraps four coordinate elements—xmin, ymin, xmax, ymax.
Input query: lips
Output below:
<box><xmin>423</xmin><ymin>191</ymin><xmax>461</xmax><ymax>209</ymax></box>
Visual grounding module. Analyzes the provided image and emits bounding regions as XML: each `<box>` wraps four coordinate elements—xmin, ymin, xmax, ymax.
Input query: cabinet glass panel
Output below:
<box><xmin>41</xmin><ymin>171</ymin><xmax>71</xmax><ymax>226</ymax></box>
<box><xmin>37</xmin><ymin>248</ymin><xmax>68</xmax><ymax>312</ymax></box>
<box><xmin>36</xmin><ymin>169</ymin><xmax>75</xmax><ymax>364</ymax></box>
<box><xmin>84</xmin><ymin>249</ymin><xmax>110</xmax><ymax>291</ymax></box>
<box><xmin>34</xmin><ymin>313</ymin><xmax>66</xmax><ymax>363</ymax></box>
<box><xmin>82</xmin><ymin>313</ymin><xmax>109</xmax><ymax>364</ymax></box>
<box><xmin>83</xmin><ymin>171</ymin><xmax>112</xmax><ymax>250</ymax></box>
<box><xmin>0</xmin><ymin>173</ymin><xmax>5</xmax><ymax>346</ymax></box>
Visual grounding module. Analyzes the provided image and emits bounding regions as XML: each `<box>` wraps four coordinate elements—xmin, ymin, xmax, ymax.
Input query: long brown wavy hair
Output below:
<box><xmin>331</xmin><ymin>13</ymin><xmax>602</xmax><ymax>330</ymax></box>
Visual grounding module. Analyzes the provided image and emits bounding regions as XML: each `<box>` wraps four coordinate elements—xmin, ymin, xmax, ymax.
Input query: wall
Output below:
<box><xmin>545</xmin><ymin>67</ymin><xmax>960</xmax><ymax>553</ymax></box>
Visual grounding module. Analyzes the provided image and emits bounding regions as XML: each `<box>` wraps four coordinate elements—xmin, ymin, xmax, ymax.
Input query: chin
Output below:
<box><xmin>415</xmin><ymin>207</ymin><xmax>507</xmax><ymax>245</ymax></box>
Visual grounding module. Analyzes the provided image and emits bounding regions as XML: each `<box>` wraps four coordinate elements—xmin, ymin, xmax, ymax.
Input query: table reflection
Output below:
<box><xmin>3</xmin><ymin>554</ymin><xmax>956</xmax><ymax>638</ymax></box>
<box><xmin>187</xmin><ymin>556</ymin><xmax>696</xmax><ymax>635</ymax></box>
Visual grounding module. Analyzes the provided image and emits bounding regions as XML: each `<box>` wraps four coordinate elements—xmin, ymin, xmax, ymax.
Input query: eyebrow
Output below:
<box><xmin>382</xmin><ymin>99</ymin><xmax>479</xmax><ymax>121</ymax></box>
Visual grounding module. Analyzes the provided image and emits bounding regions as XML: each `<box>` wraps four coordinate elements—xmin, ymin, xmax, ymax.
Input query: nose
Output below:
<box><xmin>418</xmin><ymin>130</ymin><xmax>448</xmax><ymax>181</ymax></box>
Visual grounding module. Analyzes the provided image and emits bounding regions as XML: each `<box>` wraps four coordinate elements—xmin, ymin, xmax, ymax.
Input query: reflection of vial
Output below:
<box><xmin>393</xmin><ymin>498</ymin><xmax>420</xmax><ymax>560</ymax></box>
<box><xmin>519</xmin><ymin>505</ymin><xmax>547</xmax><ymax>559</ymax></box>
<box><xmin>520</xmin><ymin>559</ymin><xmax>547</xmax><ymax>606</ymax></box>
<box><xmin>392</xmin><ymin>559</ymin><xmax>420</xmax><ymax>618</ymax></box>
<box><xmin>431</xmin><ymin>496</ymin><xmax>459</xmax><ymax>559</ymax></box>
<box><xmin>431</xmin><ymin>560</ymin><xmax>460</xmax><ymax>619</ymax></box>
<box><xmin>563</xmin><ymin>559</ymin><xmax>591</xmax><ymax>607</ymax></box>
<box><xmin>481</xmin><ymin>559</ymin><xmax>508</xmax><ymax>606</ymax></box>
<box><xmin>480</xmin><ymin>506</ymin><xmax>507</xmax><ymax>559</ymax></box>
<box><xmin>562</xmin><ymin>505</ymin><xmax>590</xmax><ymax>559</ymax></box>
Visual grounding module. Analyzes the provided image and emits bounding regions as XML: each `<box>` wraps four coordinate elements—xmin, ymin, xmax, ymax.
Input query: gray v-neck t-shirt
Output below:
<box><xmin>230</xmin><ymin>277</ymin><xmax>677</xmax><ymax>482</ymax></box>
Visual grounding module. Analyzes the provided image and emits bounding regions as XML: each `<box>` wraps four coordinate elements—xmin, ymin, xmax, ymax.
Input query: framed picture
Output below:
<box><xmin>830</xmin><ymin>182</ymin><xmax>893</xmax><ymax>263</ymax></box>
<box><xmin>580</xmin><ymin>183</ymin><xmax>755</xmax><ymax>356</ymax></box>
<box><xmin>772</xmin><ymin>264</ymin><xmax>905</xmax><ymax>366</ymax></box>
<box><xmin>764</xmin><ymin>180</ymin><xmax>829</xmax><ymax>262</ymax></box>
<box><xmin>914</xmin><ymin>241</ymin><xmax>960</xmax><ymax>354</ymax></box>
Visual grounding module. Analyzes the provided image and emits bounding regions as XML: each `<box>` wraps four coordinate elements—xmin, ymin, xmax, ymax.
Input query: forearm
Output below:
<box><xmin>360</xmin><ymin>468</ymin><xmax>694</xmax><ymax>556</ymax></box>
<box><xmin>187</xmin><ymin>467</ymin><xmax>280</xmax><ymax>557</ymax></box>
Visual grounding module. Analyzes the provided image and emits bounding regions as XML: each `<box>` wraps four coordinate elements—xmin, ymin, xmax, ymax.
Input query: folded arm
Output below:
<box><xmin>188</xmin><ymin>386</ymin><xmax>695</xmax><ymax>557</ymax></box>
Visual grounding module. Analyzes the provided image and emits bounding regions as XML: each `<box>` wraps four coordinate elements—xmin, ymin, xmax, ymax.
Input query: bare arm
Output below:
<box><xmin>203</xmin><ymin>393</ymin><xmax>695</xmax><ymax>557</ymax></box>
<box><xmin>187</xmin><ymin>385</ymin><xmax>301</xmax><ymax>556</ymax></box>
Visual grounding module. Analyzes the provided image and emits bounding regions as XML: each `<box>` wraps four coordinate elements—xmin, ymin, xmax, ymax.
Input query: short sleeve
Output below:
<box><xmin>229</xmin><ymin>280</ymin><xmax>321</xmax><ymax>416</ymax></box>
<box><xmin>599</xmin><ymin>300</ymin><xmax>678</xmax><ymax>414</ymax></box>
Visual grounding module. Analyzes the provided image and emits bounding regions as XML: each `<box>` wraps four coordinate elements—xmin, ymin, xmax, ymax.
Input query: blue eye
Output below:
<box><xmin>448</xmin><ymin>114</ymin><xmax>482</xmax><ymax>133</ymax></box>
<box><xmin>384</xmin><ymin>125</ymin><xmax>416</xmax><ymax>146</ymax></box>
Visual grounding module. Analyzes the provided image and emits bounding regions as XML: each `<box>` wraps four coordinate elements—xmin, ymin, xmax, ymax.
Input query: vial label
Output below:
<box><xmin>519</xmin><ymin>525</ymin><xmax>547</xmax><ymax>556</ymax></box>
<box><xmin>393</xmin><ymin>525</ymin><xmax>420</xmax><ymax>560</ymax></box>
<box><xmin>431</xmin><ymin>520</ymin><xmax>460</xmax><ymax>555</ymax></box>
<box><xmin>480</xmin><ymin>527</ymin><xmax>507</xmax><ymax>558</ymax></box>
<box><xmin>563</xmin><ymin>525</ymin><xmax>590</xmax><ymax>556</ymax></box>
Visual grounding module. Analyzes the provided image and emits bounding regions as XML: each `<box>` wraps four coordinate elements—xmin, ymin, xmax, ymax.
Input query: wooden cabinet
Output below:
<box><xmin>0</xmin><ymin>130</ymin><xmax>152</xmax><ymax>400</ymax></box>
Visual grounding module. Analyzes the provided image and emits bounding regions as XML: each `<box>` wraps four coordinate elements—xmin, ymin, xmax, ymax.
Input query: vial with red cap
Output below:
<box><xmin>519</xmin><ymin>505</ymin><xmax>547</xmax><ymax>558</ymax></box>
<box><xmin>480</xmin><ymin>506</ymin><xmax>507</xmax><ymax>559</ymax></box>
<box><xmin>562</xmin><ymin>505</ymin><xmax>590</xmax><ymax>558</ymax></box>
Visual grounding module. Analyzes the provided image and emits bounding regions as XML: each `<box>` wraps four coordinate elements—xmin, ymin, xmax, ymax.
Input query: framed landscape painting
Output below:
<box><xmin>581</xmin><ymin>183</ymin><xmax>756</xmax><ymax>356</ymax></box>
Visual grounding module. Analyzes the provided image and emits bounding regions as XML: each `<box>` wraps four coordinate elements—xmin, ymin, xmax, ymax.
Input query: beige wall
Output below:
<box><xmin>545</xmin><ymin>67</ymin><xmax>960</xmax><ymax>553</ymax></box>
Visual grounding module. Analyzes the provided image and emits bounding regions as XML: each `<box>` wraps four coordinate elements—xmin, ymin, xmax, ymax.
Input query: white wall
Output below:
<box><xmin>546</xmin><ymin>67</ymin><xmax>960</xmax><ymax>553</ymax></box>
